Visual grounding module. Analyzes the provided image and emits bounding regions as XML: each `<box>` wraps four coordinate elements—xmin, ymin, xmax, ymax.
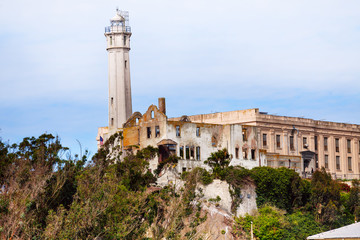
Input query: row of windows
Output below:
<box><xmin>235</xmin><ymin>147</ymin><xmax>256</xmax><ymax>160</ymax></box>
<box><xmin>175</xmin><ymin>126</ymin><xmax>201</xmax><ymax>137</ymax></box>
<box><xmin>147</xmin><ymin>126</ymin><xmax>160</xmax><ymax>138</ymax></box>
<box><xmin>262</xmin><ymin>134</ymin><xmax>360</xmax><ymax>154</ymax></box>
<box><xmin>179</xmin><ymin>146</ymin><xmax>201</xmax><ymax>160</ymax></box>
<box><xmin>324</xmin><ymin>155</ymin><xmax>353</xmax><ymax>171</ymax></box>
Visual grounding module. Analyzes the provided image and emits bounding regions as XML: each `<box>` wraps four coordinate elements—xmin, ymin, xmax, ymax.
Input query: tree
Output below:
<box><xmin>204</xmin><ymin>148</ymin><xmax>230</xmax><ymax>178</ymax></box>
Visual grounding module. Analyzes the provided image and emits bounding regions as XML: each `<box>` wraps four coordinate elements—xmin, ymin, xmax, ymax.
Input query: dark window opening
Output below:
<box><xmin>179</xmin><ymin>146</ymin><xmax>184</xmax><ymax>158</ymax></box>
<box><xmin>176</xmin><ymin>125</ymin><xmax>181</xmax><ymax>137</ymax></box>
<box><xmin>335</xmin><ymin>138</ymin><xmax>339</xmax><ymax>152</ymax></box>
<box><xmin>290</xmin><ymin>136</ymin><xmax>294</xmax><ymax>151</ymax></box>
<box><xmin>336</xmin><ymin>156</ymin><xmax>340</xmax><ymax>170</ymax></box>
<box><xmin>185</xmin><ymin>146</ymin><xmax>190</xmax><ymax>159</ymax></box>
<box><xmin>242</xmin><ymin>128</ymin><xmax>248</xmax><ymax>141</ymax></box>
<box><xmin>303</xmin><ymin>137</ymin><xmax>307</xmax><ymax>148</ymax></box>
<box><xmin>155</xmin><ymin>126</ymin><xmax>160</xmax><ymax>137</ymax></box>
<box><xmin>276</xmin><ymin>135</ymin><xmax>281</xmax><ymax>148</ymax></box>
<box><xmin>235</xmin><ymin>147</ymin><xmax>239</xmax><ymax>159</ymax></box>
<box><xmin>111</xmin><ymin>97</ymin><xmax>114</xmax><ymax>105</ymax></box>
<box><xmin>348</xmin><ymin>157</ymin><xmax>352</xmax><ymax>171</ymax></box>
<box><xmin>196</xmin><ymin>146</ymin><xmax>200</xmax><ymax>160</ymax></box>
<box><xmin>123</xmin><ymin>35</ymin><xmax>126</xmax><ymax>46</ymax></box>
<box><xmin>190</xmin><ymin>147</ymin><xmax>194</xmax><ymax>159</ymax></box>
<box><xmin>182</xmin><ymin>167</ymin><xmax>187</xmax><ymax>173</ymax></box>
<box><xmin>251</xmin><ymin>149</ymin><xmax>255</xmax><ymax>160</ymax></box>
<box><xmin>196</xmin><ymin>127</ymin><xmax>200</xmax><ymax>137</ymax></box>
<box><xmin>347</xmin><ymin>139</ymin><xmax>351</xmax><ymax>153</ymax></box>
<box><xmin>325</xmin><ymin>155</ymin><xmax>329</xmax><ymax>169</ymax></box>
<box><xmin>147</xmin><ymin>127</ymin><xmax>151</xmax><ymax>138</ymax></box>
<box><xmin>324</xmin><ymin>137</ymin><xmax>328</xmax><ymax>151</ymax></box>
<box><xmin>263</xmin><ymin>134</ymin><xmax>267</xmax><ymax>147</ymax></box>
<box><xmin>315</xmin><ymin>136</ymin><xmax>318</xmax><ymax>151</ymax></box>
<box><xmin>125</xmin><ymin>60</ymin><xmax>127</xmax><ymax>68</ymax></box>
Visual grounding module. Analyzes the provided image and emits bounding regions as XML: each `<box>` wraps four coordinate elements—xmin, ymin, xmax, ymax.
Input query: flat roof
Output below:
<box><xmin>307</xmin><ymin>222</ymin><xmax>360</xmax><ymax>239</ymax></box>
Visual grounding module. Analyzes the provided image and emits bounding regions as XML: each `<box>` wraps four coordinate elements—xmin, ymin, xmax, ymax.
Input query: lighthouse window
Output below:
<box><xmin>125</xmin><ymin>60</ymin><xmax>127</xmax><ymax>68</ymax></box>
<box><xmin>123</xmin><ymin>36</ymin><xmax>126</xmax><ymax>46</ymax></box>
<box><xmin>111</xmin><ymin>118</ymin><xmax>114</xmax><ymax>126</ymax></box>
<box><xmin>111</xmin><ymin>97</ymin><xmax>113</xmax><ymax>105</ymax></box>
<box><xmin>110</xmin><ymin>36</ymin><xmax>113</xmax><ymax>45</ymax></box>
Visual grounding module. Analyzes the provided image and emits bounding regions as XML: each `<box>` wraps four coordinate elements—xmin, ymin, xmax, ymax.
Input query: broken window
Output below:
<box><xmin>196</xmin><ymin>146</ymin><xmax>200</xmax><ymax>160</ymax></box>
<box><xmin>324</xmin><ymin>137</ymin><xmax>328</xmax><ymax>151</ymax></box>
<box><xmin>190</xmin><ymin>147</ymin><xmax>194</xmax><ymax>159</ymax></box>
<box><xmin>335</xmin><ymin>138</ymin><xmax>339</xmax><ymax>152</ymax></box>
<box><xmin>235</xmin><ymin>147</ymin><xmax>239</xmax><ymax>159</ymax></box>
<box><xmin>147</xmin><ymin>127</ymin><xmax>151</xmax><ymax>138</ymax></box>
<box><xmin>336</xmin><ymin>156</ymin><xmax>340</xmax><ymax>170</ymax></box>
<box><xmin>348</xmin><ymin>157</ymin><xmax>352</xmax><ymax>171</ymax></box>
<box><xmin>179</xmin><ymin>146</ymin><xmax>184</xmax><ymax>158</ymax></box>
<box><xmin>303</xmin><ymin>137</ymin><xmax>307</xmax><ymax>148</ymax></box>
<box><xmin>151</xmin><ymin>111</ymin><xmax>154</xmax><ymax>119</ymax></box>
<box><xmin>263</xmin><ymin>134</ymin><xmax>267</xmax><ymax>147</ymax></box>
<box><xmin>155</xmin><ymin>126</ymin><xmax>160</xmax><ymax>137</ymax></box>
<box><xmin>276</xmin><ymin>135</ymin><xmax>281</xmax><ymax>148</ymax></box>
<box><xmin>242</xmin><ymin>128</ymin><xmax>247</xmax><ymax>142</ymax></box>
<box><xmin>290</xmin><ymin>136</ymin><xmax>295</xmax><ymax>151</ymax></box>
<box><xmin>196</xmin><ymin>127</ymin><xmax>200</xmax><ymax>137</ymax></box>
<box><xmin>176</xmin><ymin>125</ymin><xmax>181</xmax><ymax>137</ymax></box>
<box><xmin>135</xmin><ymin>118</ymin><xmax>139</xmax><ymax>125</ymax></box>
<box><xmin>251</xmin><ymin>149</ymin><xmax>255</xmax><ymax>160</ymax></box>
<box><xmin>243</xmin><ymin>148</ymin><xmax>248</xmax><ymax>159</ymax></box>
<box><xmin>347</xmin><ymin>139</ymin><xmax>351</xmax><ymax>153</ymax></box>
<box><xmin>185</xmin><ymin>146</ymin><xmax>190</xmax><ymax>159</ymax></box>
<box><xmin>325</xmin><ymin>155</ymin><xmax>329</xmax><ymax>169</ymax></box>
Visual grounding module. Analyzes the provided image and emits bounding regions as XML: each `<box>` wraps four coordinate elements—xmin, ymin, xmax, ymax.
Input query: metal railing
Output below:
<box><xmin>105</xmin><ymin>25</ymin><xmax>131</xmax><ymax>33</ymax></box>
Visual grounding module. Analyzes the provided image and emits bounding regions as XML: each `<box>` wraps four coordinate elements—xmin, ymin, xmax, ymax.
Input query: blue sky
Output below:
<box><xmin>0</xmin><ymin>0</ymin><xmax>359</xmax><ymax>157</ymax></box>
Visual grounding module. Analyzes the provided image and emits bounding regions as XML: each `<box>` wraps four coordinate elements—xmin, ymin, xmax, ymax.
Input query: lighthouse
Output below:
<box><xmin>105</xmin><ymin>10</ymin><xmax>132</xmax><ymax>131</ymax></box>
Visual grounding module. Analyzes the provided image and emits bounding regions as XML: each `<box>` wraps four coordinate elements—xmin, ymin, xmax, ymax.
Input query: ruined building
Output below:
<box><xmin>97</xmin><ymin>10</ymin><xmax>360</xmax><ymax>179</ymax></box>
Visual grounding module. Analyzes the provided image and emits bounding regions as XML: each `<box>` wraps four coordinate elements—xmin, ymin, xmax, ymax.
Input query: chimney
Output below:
<box><xmin>158</xmin><ymin>97</ymin><xmax>166</xmax><ymax>115</ymax></box>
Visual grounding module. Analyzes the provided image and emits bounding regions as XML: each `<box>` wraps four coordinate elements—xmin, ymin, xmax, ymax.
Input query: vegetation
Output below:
<box><xmin>0</xmin><ymin>138</ymin><xmax>359</xmax><ymax>239</ymax></box>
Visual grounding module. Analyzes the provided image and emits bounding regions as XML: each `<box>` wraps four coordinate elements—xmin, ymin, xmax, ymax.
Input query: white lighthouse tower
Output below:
<box><xmin>105</xmin><ymin>10</ymin><xmax>132</xmax><ymax>131</ymax></box>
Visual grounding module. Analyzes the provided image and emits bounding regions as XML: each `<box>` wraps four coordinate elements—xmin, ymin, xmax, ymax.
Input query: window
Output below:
<box><xmin>110</xmin><ymin>36</ymin><xmax>112</xmax><ymax>45</ymax></box>
<box><xmin>348</xmin><ymin>157</ymin><xmax>352</xmax><ymax>171</ymax></box>
<box><xmin>347</xmin><ymin>139</ymin><xmax>351</xmax><ymax>153</ymax></box>
<box><xmin>336</xmin><ymin>156</ymin><xmax>340</xmax><ymax>170</ymax></box>
<box><xmin>151</xmin><ymin>111</ymin><xmax>154</xmax><ymax>119</ymax></box>
<box><xmin>235</xmin><ymin>147</ymin><xmax>239</xmax><ymax>159</ymax></box>
<box><xmin>179</xmin><ymin>146</ymin><xmax>184</xmax><ymax>158</ymax></box>
<box><xmin>111</xmin><ymin>97</ymin><xmax>114</xmax><ymax>105</ymax></box>
<box><xmin>182</xmin><ymin>167</ymin><xmax>187</xmax><ymax>173</ymax></box>
<box><xmin>196</xmin><ymin>147</ymin><xmax>200</xmax><ymax>160</ymax></box>
<box><xmin>276</xmin><ymin>135</ymin><xmax>281</xmax><ymax>148</ymax></box>
<box><xmin>324</xmin><ymin>137</ymin><xmax>328</xmax><ymax>151</ymax></box>
<box><xmin>111</xmin><ymin>118</ymin><xmax>114</xmax><ymax>126</ymax></box>
<box><xmin>190</xmin><ymin>147</ymin><xmax>194</xmax><ymax>159</ymax></box>
<box><xmin>185</xmin><ymin>146</ymin><xmax>190</xmax><ymax>159</ymax></box>
<box><xmin>290</xmin><ymin>136</ymin><xmax>295</xmax><ymax>151</ymax></box>
<box><xmin>243</xmin><ymin>148</ymin><xmax>248</xmax><ymax>159</ymax></box>
<box><xmin>303</xmin><ymin>137</ymin><xmax>307</xmax><ymax>148</ymax></box>
<box><xmin>335</xmin><ymin>138</ymin><xmax>339</xmax><ymax>152</ymax></box>
<box><xmin>155</xmin><ymin>126</ymin><xmax>160</xmax><ymax>137</ymax></box>
<box><xmin>325</xmin><ymin>155</ymin><xmax>329</xmax><ymax>169</ymax></box>
<box><xmin>123</xmin><ymin>35</ymin><xmax>126</xmax><ymax>46</ymax></box>
<box><xmin>196</xmin><ymin>127</ymin><xmax>200</xmax><ymax>137</ymax></box>
<box><xmin>135</xmin><ymin>118</ymin><xmax>139</xmax><ymax>125</ymax></box>
<box><xmin>242</xmin><ymin>128</ymin><xmax>247</xmax><ymax>141</ymax></box>
<box><xmin>263</xmin><ymin>134</ymin><xmax>267</xmax><ymax>147</ymax></box>
<box><xmin>315</xmin><ymin>136</ymin><xmax>318</xmax><ymax>151</ymax></box>
<box><xmin>125</xmin><ymin>60</ymin><xmax>127</xmax><ymax>68</ymax></box>
<box><xmin>147</xmin><ymin>127</ymin><xmax>151</xmax><ymax>138</ymax></box>
<box><xmin>176</xmin><ymin>125</ymin><xmax>181</xmax><ymax>137</ymax></box>
<box><xmin>251</xmin><ymin>149</ymin><xmax>255</xmax><ymax>160</ymax></box>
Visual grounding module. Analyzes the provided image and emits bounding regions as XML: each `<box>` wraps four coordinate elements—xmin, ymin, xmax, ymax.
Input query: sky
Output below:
<box><xmin>0</xmin><ymin>0</ymin><xmax>359</xmax><ymax>157</ymax></box>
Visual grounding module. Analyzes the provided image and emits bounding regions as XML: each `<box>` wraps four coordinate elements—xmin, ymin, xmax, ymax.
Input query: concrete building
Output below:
<box><xmin>97</xmin><ymin>10</ymin><xmax>360</xmax><ymax>179</ymax></box>
<box><xmin>171</xmin><ymin>109</ymin><xmax>360</xmax><ymax>179</ymax></box>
